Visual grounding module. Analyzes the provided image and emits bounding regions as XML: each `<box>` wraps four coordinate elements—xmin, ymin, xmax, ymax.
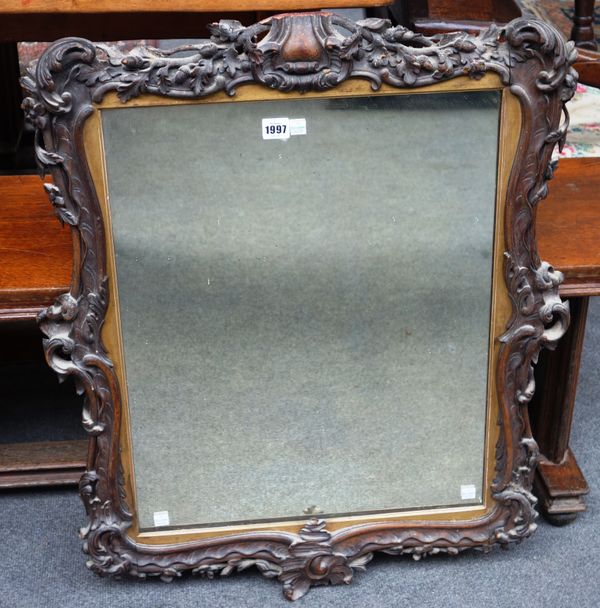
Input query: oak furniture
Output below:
<box><xmin>0</xmin><ymin>175</ymin><xmax>88</xmax><ymax>488</ymax></box>
<box><xmin>531</xmin><ymin>157</ymin><xmax>600</xmax><ymax>524</ymax></box>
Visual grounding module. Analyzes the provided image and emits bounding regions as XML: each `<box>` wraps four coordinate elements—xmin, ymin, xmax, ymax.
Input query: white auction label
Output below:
<box><xmin>262</xmin><ymin>117</ymin><xmax>290</xmax><ymax>140</ymax></box>
<box><xmin>153</xmin><ymin>510</ymin><xmax>170</xmax><ymax>527</ymax></box>
<box><xmin>290</xmin><ymin>118</ymin><xmax>307</xmax><ymax>136</ymax></box>
<box><xmin>460</xmin><ymin>484</ymin><xmax>477</xmax><ymax>500</ymax></box>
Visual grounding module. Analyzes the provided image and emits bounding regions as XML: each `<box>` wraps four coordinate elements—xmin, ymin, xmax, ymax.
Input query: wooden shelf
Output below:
<box><xmin>0</xmin><ymin>440</ymin><xmax>88</xmax><ymax>488</ymax></box>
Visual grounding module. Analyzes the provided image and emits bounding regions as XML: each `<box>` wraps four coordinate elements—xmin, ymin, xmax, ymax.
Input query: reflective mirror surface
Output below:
<box><xmin>101</xmin><ymin>91</ymin><xmax>500</xmax><ymax>530</ymax></box>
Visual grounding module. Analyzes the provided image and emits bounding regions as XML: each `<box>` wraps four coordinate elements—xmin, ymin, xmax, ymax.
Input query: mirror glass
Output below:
<box><xmin>101</xmin><ymin>90</ymin><xmax>500</xmax><ymax>530</ymax></box>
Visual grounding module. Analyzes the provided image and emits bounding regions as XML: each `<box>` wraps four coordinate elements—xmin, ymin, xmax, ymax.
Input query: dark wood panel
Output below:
<box><xmin>0</xmin><ymin>12</ymin><xmax>261</xmax><ymax>42</ymax></box>
<box><xmin>425</xmin><ymin>0</ymin><xmax>494</xmax><ymax>21</ymax></box>
<box><xmin>0</xmin><ymin>8</ymin><xmax>395</xmax><ymax>43</ymax></box>
<box><xmin>0</xmin><ymin>439</ymin><xmax>88</xmax><ymax>472</ymax></box>
<box><xmin>533</xmin><ymin>157</ymin><xmax>599</xmax><ymax>523</ymax></box>
<box><xmin>530</xmin><ymin>298</ymin><xmax>589</xmax><ymax>462</ymax></box>
<box><xmin>0</xmin><ymin>440</ymin><xmax>88</xmax><ymax>488</ymax></box>
<box><xmin>534</xmin><ymin>449</ymin><xmax>590</xmax><ymax>524</ymax></box>
<box><xmin>405</xmin><ymin>0</ymin><xmax>522</xmax><ymax>36</ymax></box>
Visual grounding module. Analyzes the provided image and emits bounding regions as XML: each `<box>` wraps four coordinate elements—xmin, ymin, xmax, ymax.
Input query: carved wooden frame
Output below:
<box><xmin>22</xmin><ymin>13</ymin><xmax>575</xmax><ymax>600</ymax></box>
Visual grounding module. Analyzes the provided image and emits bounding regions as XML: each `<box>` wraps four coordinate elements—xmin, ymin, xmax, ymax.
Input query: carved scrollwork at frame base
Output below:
<box><xmin>21</xmin><ymin>12</ymin><xmax>574</xmax><ymax>600</ymax></box>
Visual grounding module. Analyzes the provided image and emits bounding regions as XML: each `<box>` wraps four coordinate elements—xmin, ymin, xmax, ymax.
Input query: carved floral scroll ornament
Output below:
<box><xmin>22</xmin><ymin>13</ymin><xmax>574</xmax><ymax>600</ymax></box>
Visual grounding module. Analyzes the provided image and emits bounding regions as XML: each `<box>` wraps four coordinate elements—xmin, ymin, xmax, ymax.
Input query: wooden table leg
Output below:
<box><xmin>571</xmin><ymin>0</ymin><xmax>598</xmax><ymax>51</ymax></box>
<box><xmin>529</xmin><ymin>296</ymin><xmax>590</xmax><ymax>525</ymax></box>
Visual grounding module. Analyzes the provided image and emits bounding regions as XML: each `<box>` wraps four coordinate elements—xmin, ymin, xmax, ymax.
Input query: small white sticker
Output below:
<box><xmin>262</xmin><ymin>117</ymin><xmax>290</xmax><ymax>140</ymax></box>
<box><xmin>153</xmin><ymin>510</ymin><xmax>170</xmax><ymax>527</ymax></box>
<box><xmin>460</xmin><ymin>484</ymin><xmax>477</xmax><ymax>500</ymax></box>
<box><xmin>290</xmin><ymin>118</ymin><xmax>307</xmax><ymax>136</ymax></box>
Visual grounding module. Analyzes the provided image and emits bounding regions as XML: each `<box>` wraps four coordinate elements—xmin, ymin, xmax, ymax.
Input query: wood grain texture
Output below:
<box><xmin>0</xmin><ymin>439</ymin><xmax>88</xmax><ymax>472</ymax></box>
<box><xmin>573</xmin><ymin>48</ymin><xmax>600</xmax><ymax>88</ymax></box>
<box><xmin>0</xmin><ymin>440</ymin><xmax>88</xmax><ymax>488</ymax></box>
<box><xmin>0</xmin><ymin>469</ymin><xmax>85</xmax><ymax>487</ymax></box>
<box><xmin>424</xmin><ymin>0</ymin><xmax>494</xmax><ymax>21</ymax></box>
<box><xmin>406</xmin><ymin>0</ymin><xmax>522</xmax><ymax>36</ymax></box>
<box><xmin>534</xmin><ymin>449</ymin><xmax>590</xmax><ymax>525</ymax></box>
<box><xmin>0</xmin><ymin>0</ymin><xmax>389</xmax><ymax>14</ymax></box>
<box><xmin>532</xmin><ymin>157</ymin><xmax>600</xmax><ymax>523</ymax></box>
<box><xmin>0</xmin><ymin>12</ymin><xmax>263</xmax><ymax>43</ymax></box>
<box><xmin>538</xmin><ymin>157</ymin><xmax>600</xmax><ymax>295</ymax></box>
<box><xmin>0</xmin><ymin>175</ymin><xmax>72</xmax><ymax>315</ymax></box>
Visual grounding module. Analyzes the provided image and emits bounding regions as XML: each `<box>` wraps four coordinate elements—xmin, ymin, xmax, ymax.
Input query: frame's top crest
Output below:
<box><xmin>22</xmin><ymin>14</ymin><xmax>576</xmax><ymax>113</ymax></box>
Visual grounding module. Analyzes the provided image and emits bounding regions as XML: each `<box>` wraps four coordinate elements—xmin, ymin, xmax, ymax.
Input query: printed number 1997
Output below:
<box><xmin>262</xmin><ymin>117</ymin><xmax>291</xmax><ymax>140</ymax></box>
<box><xmin>266</xmin><ymin>124</ymin><xmax>286</xmax><ymax>136</ymax></box>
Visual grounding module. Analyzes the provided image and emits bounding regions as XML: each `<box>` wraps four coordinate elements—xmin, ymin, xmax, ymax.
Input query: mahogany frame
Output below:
<box><xmin>22</xmin><ymin>13</ymin><xmax>575</xmax><ymax>600</ymax></box>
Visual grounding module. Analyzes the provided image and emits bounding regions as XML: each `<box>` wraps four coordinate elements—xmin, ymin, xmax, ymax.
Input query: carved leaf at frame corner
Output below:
<box><xmin>20</xmin><ymin>13</ymin><xmax>577</xmax><ymax>601</ymax></box>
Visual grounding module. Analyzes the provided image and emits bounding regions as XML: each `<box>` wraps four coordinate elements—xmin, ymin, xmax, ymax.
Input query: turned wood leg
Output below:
<box><xmin>571</xmin><ymin>0</ymin><xmax>598</xmax><ymax>51</ymax></box>
<box><xmin>529</xmin><ymin>296</ymin><xmax>590</xmax><ymax>525</ymax></box>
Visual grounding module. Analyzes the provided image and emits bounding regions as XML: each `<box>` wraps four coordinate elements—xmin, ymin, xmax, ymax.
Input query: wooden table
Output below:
<box><xmin>0</xmin><ymin>4</ymin><xmax>598</xmax><ymax>523</ymax></box>
<box><xmin>2</xmin><ymin>156</ymin><xmax>599</xmax><ymax>502</ymax></box>
<box><xmin>0</xmin><ymin>0</ymin><xmax>392</xmax><ymax>489</ymax></box>
<box><xmin>0</xmin><ymin>174</ymin><xmax>88</xmax><ymax>488</ymax></box>
<box><xmin>532</xmin><ymin>156</ymin><xmax>600</xmax><ymax>524</ymax></box>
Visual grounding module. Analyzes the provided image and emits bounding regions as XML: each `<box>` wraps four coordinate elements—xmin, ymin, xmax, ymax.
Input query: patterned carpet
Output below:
<box><xmin>515</xmin><ymin>1</ymin><xmax>600</xmax><ymax>158</ymax></box>
<box><xmin>557</xmin><ymin>84</ymin><xmax>600</xmax><ymax>158</ymax></box>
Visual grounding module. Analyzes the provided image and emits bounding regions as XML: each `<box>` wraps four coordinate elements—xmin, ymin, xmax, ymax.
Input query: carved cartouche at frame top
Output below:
<box><xmin>21</xmin><ymin>13</ymin><xmax>574</xmax><ymax>600</ymax></box>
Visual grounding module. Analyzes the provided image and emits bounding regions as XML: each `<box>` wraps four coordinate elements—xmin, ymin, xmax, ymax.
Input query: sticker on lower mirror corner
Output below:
<box><xmin>153</xmin><ymin>510</ymin><xmax>170</xmax><ymax>527</ymax></box>
<box><xmin>262</xmin><ymin>117</ymin><xmax>290</xmax><ymax>140</ymax></box>
<box><xmin>460</xmin><ymin>484</ymin><xmax>477</xmax><ymax>500</ymax></box>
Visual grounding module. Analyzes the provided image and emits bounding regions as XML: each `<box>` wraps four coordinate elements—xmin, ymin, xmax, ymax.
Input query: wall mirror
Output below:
<box><xmin>23</xmin><ymin>13</ymin><xmax>574</xmax><ymax>600</ymax></box>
